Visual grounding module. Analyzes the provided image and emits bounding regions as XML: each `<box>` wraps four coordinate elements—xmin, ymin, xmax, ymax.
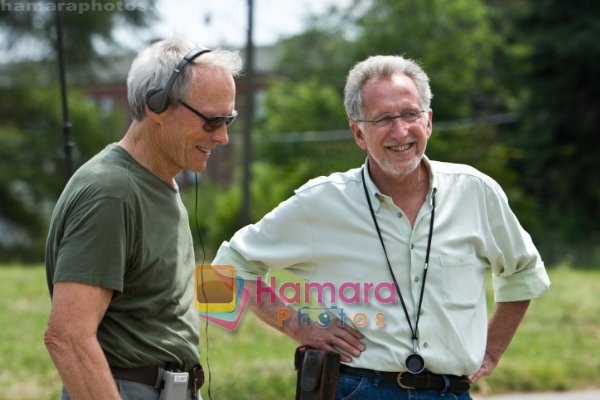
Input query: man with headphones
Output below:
<box><xmin>45</xmin><ymin>37</ymin><xmax>243</xmax><ymax>400</ymax></box>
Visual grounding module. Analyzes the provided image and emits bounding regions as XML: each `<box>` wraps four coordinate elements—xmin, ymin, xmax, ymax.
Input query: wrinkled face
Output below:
<box><xmin>350</xmin><ymin>74</ymin><xmax>432</xmax><ymax>181</ymax></box>
<box><xmin>157</xmin><ymin>66</ymin><xmax>237</xmax><ymax>175</ymax></box>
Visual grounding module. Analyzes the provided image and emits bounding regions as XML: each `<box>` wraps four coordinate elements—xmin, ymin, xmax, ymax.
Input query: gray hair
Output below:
<box><xmin>127</xmin><ymin>37</ymin><xmax>243</xmax><ymax>121</ymax></box>
<box><xmin>343</xmin><ymin>55</ymin><xmax>433</xmax><ymax>121</ymax></box>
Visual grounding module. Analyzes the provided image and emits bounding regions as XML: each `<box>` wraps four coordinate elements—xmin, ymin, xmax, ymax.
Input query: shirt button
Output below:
<box><xmin>397</xmin><ymin>212</ymin><xmax>403</xmax><ymax>218</ymax></box>
<box><xmin>423</xmin><ymin>342</ymin><xmax>429</xmax><ymax>348</ymax></box>
<box><xmin>420</xmin><ymin>309</ymin><xmax>425</xmax><ymax>315</ymax></box>
<box><xmin>410</xmin><ymin>244</ymin><xmax>415</xmax><ymax>250</ymax></box>
<box><xmin>414</xmin><ymin>276</ymin><xmax>419</xmax><ymax>283</ymax></box>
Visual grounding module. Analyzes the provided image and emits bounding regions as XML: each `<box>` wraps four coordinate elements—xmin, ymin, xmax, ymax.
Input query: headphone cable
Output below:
<box><xmin>194</xmin><ymin>172</ymin><xmax>213</xmax><ymax>400</ymax></box>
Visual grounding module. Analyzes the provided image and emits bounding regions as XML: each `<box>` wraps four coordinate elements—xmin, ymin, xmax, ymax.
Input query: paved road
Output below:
<box><xmin>474</xmin><ymin>389</ymin><xmax>600</xmax><ymax>399</ymax></box>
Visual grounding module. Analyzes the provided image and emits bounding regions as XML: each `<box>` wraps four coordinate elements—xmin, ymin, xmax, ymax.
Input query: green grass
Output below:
<box><xmin>0</xmin><ymin>265</ymin><xmax>59</xmax><ymax>399</ymax></box>
<box><xmin>474</xmin><ymin>265</ymin><xmax>600</xmax><ymax>395</ymax></box>
<box><xmin>1</xmin><ymin>265</ymin><xmax>599</xmax><ymax>399</ymax></box>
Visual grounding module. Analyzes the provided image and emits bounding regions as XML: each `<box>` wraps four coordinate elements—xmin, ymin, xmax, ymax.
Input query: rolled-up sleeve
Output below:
<box><xmin>484</xmin><ymin>180</ymin><xmax>551</xmax><ymax>302</ymax></box>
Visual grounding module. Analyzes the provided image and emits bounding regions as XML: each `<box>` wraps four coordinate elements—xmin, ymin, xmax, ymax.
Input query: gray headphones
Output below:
<box><xmin>145</xmin><ymin>47</ymin><xmax>212</xmax><ymax>114</ymax></box>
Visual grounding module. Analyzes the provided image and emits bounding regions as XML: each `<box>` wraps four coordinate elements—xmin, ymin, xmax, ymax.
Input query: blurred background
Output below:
<box><xmin>1</xmin><ymin>0</ymin><xmax>598</xmax><ymax>265</ymax></box>
<box><xmin>0</xmin><ymin>0</ymin><xmax>599</xmax><ymax>398</ymax></box>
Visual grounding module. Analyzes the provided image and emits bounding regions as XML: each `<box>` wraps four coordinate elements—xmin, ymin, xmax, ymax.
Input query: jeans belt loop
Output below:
<box><xmin>441</xmin><ymin>374</ymin><xmax>451</xmax><ymax>394</ymax></box>
<box><xmin>396</xmin><ymin>372</ymin><xmax>415</xmax><ymax>390</ymax></box>
<box><xmin>372</xmin><ymin>370</ymin><xmax>382</xmax><ymax>386</ymax></box>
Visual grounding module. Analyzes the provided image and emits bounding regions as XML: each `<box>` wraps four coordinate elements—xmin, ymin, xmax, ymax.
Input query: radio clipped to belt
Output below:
<box><xmin>111</xmin><ymin>364</ymin><xmax>204</xmax><ymax>400</ymax></box>
<box><xmin>294</xmin><ymin>345</ymin><xmax>340</xmax><ymax>400</ymax></box>
<box><xmin>158</xmin><ymin>365</ymin><xmax>204</xmax><ymax>400</ymax></box>
<box><xmin>158</xmin><ymin>369</ymin><xmax>189</xmax><ymax>400</ymax></box>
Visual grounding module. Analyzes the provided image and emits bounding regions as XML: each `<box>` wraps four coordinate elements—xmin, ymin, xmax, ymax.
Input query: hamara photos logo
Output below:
<box><xmin>195</xmin><ymin>265</ymin><xmax>398</xmax><ymax>331</ymax></box>
<box><xmin>194</xmin><ymin>265</ymin><xmax>251</xmax><ymax>331</ymax></box>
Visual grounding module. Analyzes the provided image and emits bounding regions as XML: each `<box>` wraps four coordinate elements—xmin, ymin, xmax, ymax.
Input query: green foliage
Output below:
<box><xmin>352</xmin><ymin>0</ymin><xmax>510</xmax><ymax>120</ymax></box>
<box><xmin>274</xmin><ymin>28</ymin><xmax>354</xmax><ymax>89</ymax></box>
<box><xmin>254</xmin><ymin>77</ymin><xmax>363</xmax><ymax>177</ymax></box>
<box><xmin>188</xmin><ymin>162</ymin><xmax>316</xmax><ymax>258</ymax></box>
<box><xmin>0</xmin><ymin>0</ymin><xmax>157</xmax><ymax>64</ymax></box>
<box><xmin>257</xmin><ymin>78</ymin><xmax>347</xmax><ymax>135</ymax></box>
<box><xmin>0</xmin><ymin>0</ymin><xmax>155</xmax><ymax>261</ymax></box>
<box><xmin>427</xmin><ymin>123</ymin><xmax>538</xmax><ymax>231</ymax></box>
<box><xmin>249</xmin><ymin>0</ymin><xmax>599</xmax><ymax>265</ymax></box>
<box><xmin>243</xmin><ymin>0</ymin><xmax>535</xmax><ymax>247</ymax></box>
<box><xmin>510</xmin><ymin>0</ymin><xmax>600</xmax><ymax>263</ymax></box>
<box><xmin>258</xmin><ymin>0</ymin><xmax>526</xmax><ymax>179</ymax></box>
<box><xmin>0</xmin><ymin>70</ymin><xmax>124</xmax><ymax>261</ymax></box>
<box><xmin>192</xmin><ymin>179</ymin><xmax>242</xmax><ymax>261</ymax></box>
<box><xmin>0</xmin><ymin>0</ymin><xmax>596</xmax><ymax>268</ymax></box>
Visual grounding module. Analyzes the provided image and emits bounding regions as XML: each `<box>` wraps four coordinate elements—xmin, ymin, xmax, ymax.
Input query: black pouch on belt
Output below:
<box><xmin>294</xmin><ymin>345</ymin><xmax>340</xmax><ymax>400</ymax></box>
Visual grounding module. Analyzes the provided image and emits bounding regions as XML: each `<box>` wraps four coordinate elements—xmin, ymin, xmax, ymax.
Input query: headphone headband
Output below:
<box><xmin>146</xmin><ymin>47</ymin><xmax>212</xmax><ymax>114</ymax></box>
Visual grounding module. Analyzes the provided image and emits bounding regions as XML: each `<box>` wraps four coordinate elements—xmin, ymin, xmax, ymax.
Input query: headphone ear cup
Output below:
<box><xmin>146</xmin><ymin>88</ymin><xmax>167</xmax><ymax>114</ymax></box>
<box><xmin>145</xmin><ymin>48</ymin><xmax>211</xmax><ymax>115</ymax></box>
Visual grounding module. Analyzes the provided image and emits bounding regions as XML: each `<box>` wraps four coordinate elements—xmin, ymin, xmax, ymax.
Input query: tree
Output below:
<box><xmin>349</xmin><ymin>0</ymin><xmax>513</xmax><ymax>120</ymax></box>
<box><xmin>254</xmin><ymin>0</ymin><xmax>523</xmax><ymax>205</ymax></box>
<box><xmin>0</xmin><ymin>1</ymin><xmax>156</xmax><ymax>261</ymax></box>
<box><xmin>255</xmin><ymin>77</ymin><xmax>362</xmax><ymax>179</ymax></box>
<box><xmin>0</xmin><ymin>73</ymin><xmax>124</xmax><ymax>260</ymax></box>
<box><xmin>511</xmin><ymin>0</ymin><xmax>600</xmax><ymax>263</ymax></box>
<box><xmin>0</xmin><ymin>0</ymin><xmax>156</xmax><ymax>64</ymax></box>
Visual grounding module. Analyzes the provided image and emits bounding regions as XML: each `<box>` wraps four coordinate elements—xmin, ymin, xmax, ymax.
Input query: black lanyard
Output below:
<box><xmin>360</xmin><ymin>167</ymin><xmax>436</xmax><ymax>349</ymax></box>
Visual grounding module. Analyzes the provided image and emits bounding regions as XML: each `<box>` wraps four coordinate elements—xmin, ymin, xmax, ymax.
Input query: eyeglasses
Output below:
<box><xmin>178</xmin><ymin>100</ymin><xmax>238</xmax><ymax>132</ymax></box>
<box><xmin>356</xmin><ymin>109</ymin><xmax>426</xmax><ymax>128</ymax></box>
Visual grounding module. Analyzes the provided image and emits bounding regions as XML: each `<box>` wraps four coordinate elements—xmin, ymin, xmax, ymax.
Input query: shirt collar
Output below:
<box><xmin>361</xmin><ymin>156</ymin><xmax>438</xmax><ymax>211</ymax></box>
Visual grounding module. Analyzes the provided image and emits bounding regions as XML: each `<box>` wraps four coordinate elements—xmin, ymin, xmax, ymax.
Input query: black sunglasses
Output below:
<box><xmin>178</xmin><ymin>100</ymin><xmax>237</xmax><ymax>132</ymax></box>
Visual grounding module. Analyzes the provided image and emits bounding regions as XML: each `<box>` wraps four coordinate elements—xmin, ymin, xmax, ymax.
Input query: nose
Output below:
<box><xmin>389</xmin><ymin>117</ymin><xmax>410</xmax><ymax>137</ymax></box>
<box><xmin>211</xmin><ymin>126</ymin><xmax>229</xmax><ymax>146</ymax></box>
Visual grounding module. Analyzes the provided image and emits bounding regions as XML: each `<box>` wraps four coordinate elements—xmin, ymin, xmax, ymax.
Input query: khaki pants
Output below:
<box><xmin>61</xmin><ymin>379</ymin><xmax>201</xmax><ymax>400</ymax></box>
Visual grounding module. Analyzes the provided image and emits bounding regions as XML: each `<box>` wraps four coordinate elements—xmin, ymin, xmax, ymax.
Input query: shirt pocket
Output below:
<box><xmin>439</xmin><ymin>253</ymin><xmax>486</xmax><ymax>309</ymax></box>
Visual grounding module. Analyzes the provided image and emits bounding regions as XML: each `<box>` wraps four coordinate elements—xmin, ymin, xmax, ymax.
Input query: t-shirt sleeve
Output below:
<box><xmin>53</xmin><ymin>196</ymin><xmax>130</xmax><ymax>292</ymax></box>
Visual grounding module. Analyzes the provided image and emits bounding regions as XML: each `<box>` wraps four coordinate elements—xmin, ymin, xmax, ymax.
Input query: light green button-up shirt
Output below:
<box><xmin>213</xmin><ymin>157</ymin><xmax>550</xmax><ymax>375</ymax></box>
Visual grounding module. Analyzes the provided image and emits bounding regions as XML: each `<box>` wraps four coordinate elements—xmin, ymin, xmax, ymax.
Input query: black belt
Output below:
<box><xmin>339</xmin><ymin>365</ymin><xmax>470</xmax><ymax>394</ymax></box>
<box><xmin>111</xmin><ymin>365</ymin><xmax>204</xmax><ymax>391</ymax></box>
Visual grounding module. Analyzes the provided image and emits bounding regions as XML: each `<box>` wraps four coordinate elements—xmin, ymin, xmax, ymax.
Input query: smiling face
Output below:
<box><xmin>152</xmin><ymin>66</ymin><xmax>237</xmax><ymax>177</ymax></box>
<box><xmin>350</xmin><ymin>73</ymin><xmax>432</xmax><ymax>185</ymax></box>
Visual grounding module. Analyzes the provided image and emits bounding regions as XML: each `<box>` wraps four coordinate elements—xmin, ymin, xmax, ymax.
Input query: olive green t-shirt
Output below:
<box><xmin>45</xmin><ymin>143</ymin><xmax>199</xmax><ymax>370</ymax></box>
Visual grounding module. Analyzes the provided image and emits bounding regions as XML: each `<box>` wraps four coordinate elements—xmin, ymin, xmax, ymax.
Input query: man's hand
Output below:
<box><xmin>246</xmin><ymin>279</ymin><xmax>365</xmax><ymax>363</ymax></box>
<box><xmin>292</xmin><ymin>319</ymin><xmax>365</xmax><ymax>363</ymax></box>
<box><xmin>469</xmin><ymin>350</ymin><xmax>498</xmax><ymax>383</ymax></box>
<box><xmin>469</xmin><ymin>300</ymin><xmax>530</xmax><ymax>384</ymax></box>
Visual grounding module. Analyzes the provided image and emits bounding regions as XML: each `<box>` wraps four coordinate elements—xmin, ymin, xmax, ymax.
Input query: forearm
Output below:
<box><xmin>485</xmin><ymin>300</ymin><xmax>530</xmax><ymax>362</ymax></box>
<box><xmin>45</xmin><ymin>282</ymin><xmax>119</xmax><ymax>399</ymax></box>
<box><xmin>246</xmin><ymin>279</ymin><xmax>304</xmax><ymax>341</ymax></box>
<box><xmin>470</xmin><ymin>299</ymin><xmax>530</xmax><ymax>382</ymax></box>
<box><xmin>45</xmin><ymin>332</ymin><xmax>120</xmax><ymax>399</ymax></box>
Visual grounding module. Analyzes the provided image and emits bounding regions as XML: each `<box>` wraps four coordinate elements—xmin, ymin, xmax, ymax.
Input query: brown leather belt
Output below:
<box><xmin>111</xmin><ymin>365</ymin><xmax>204</xmax><ymax>391</ymax></box>
<box><xmin>339</xmin><ymin>365</ymin><xmax>470</xmax><ymax>394</ymax></box>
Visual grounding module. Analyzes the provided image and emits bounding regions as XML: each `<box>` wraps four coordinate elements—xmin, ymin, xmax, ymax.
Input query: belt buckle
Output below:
<box><xmin>396</xmin><ymin>372</ymin><xmax>415</xmax><ymax>390</ymax></box>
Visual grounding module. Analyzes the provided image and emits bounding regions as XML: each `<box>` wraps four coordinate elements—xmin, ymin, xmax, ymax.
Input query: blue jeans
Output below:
<box><xmin>61</xmin><ymin>379</ymin><xmax>201</xmax><ymax>400</ymax></box>
<box><xmin>335</xmin><ymin>372</ymin><xmax>472</xmax><ymax>400</ymax></box>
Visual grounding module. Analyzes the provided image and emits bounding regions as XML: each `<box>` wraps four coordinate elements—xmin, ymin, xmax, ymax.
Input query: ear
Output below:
<box><xmin>350</xmin><ymin>120</ymin><xmax>368</xmax><ymax>151</ymax></box>
<box><xmin>144</xmin><ymin>103</ymin><xmax>168</xmax><ymax>125</ymax></box>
